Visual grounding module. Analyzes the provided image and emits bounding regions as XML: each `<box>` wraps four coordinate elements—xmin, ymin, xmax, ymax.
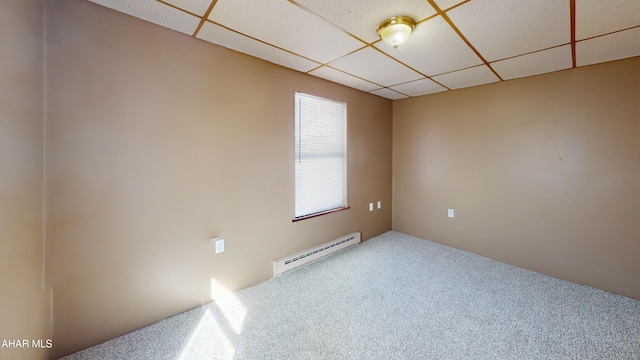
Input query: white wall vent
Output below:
<box><xmin>273</xmin><ymin>232</ymin><xmax>361</xmax><ymax>277</ymax></box>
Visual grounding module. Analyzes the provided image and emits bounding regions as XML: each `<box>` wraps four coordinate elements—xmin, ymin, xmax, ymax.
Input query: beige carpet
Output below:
<box><xmin>62</xmin><ymin>231</ymin><xmax>640</xmax><ymax>359</ymax></box>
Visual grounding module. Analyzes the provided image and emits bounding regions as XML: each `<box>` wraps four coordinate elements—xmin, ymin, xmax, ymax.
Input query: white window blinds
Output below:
<box><xmin>294</xmin><ymin>92</ymin><xmax>347</xmax><ymax>219</ymax></box>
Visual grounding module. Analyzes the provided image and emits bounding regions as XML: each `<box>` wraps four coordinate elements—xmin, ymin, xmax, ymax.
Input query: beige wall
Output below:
<box><xmin>45</xmin><ymin>0</ymin><xmax>392</xmax><ymax>357</ymax></box>
<box><xmin>35</xmin><ymin>0</ymin><xmax>639</xmax><ymax>358</ymax></box>
<box><xmin>0</xmin><ymin>0</ymin><xmax>50</xmax><ymax>360</ymax></box>
<box><xmin>394</xmin><ymin>57</ymin><xmax>640</xmax><ymax>300</ymax></box>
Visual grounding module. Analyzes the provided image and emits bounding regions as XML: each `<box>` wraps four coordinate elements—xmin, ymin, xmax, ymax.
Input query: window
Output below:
<box><xmin>294</xmin><ymin>92</ymin><xmax>347</xmax><ymax>220</ymax></box>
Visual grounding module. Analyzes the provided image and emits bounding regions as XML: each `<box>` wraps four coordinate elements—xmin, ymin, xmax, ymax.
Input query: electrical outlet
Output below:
<box><xmin>369</xmin><ymin>203</ymin><xmax>373</xmax><ymax>211</ymax></box>
<box><xmin>377</xmin><ymin>201</ymin><xmax>381</xmax><ymax>209</ymax></box>
<box><xmin>448</xmin><ymin>209</ymin><xmax>455</xmax><ymax>218</ymax></box>
<box><xmin>215</xmin><ymin>238</ymin><xmax>225</xmax><ymax>254</ymax></box>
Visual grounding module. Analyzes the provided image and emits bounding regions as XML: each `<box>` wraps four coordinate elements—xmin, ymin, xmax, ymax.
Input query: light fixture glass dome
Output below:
<box><xmin>377</xmin><ymin>16</ymin><xmax>416</xmax><ymax>49</ymax></box>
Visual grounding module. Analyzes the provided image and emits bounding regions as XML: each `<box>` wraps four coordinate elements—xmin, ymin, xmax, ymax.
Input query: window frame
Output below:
<box><xmin>292</xmin><ymin>92</ymin><xmax>349</xmax><ymax>222</ymax></box>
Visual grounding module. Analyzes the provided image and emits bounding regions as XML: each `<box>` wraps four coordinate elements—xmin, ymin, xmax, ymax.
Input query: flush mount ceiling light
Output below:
<box><xmin>377</xmin><ymin>16</ymin><xmax>416</xmax><ymax>49</ymax></box>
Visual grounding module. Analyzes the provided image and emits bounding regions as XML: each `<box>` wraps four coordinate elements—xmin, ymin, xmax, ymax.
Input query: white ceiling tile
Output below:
<box><xmin>90</xmin><ymin>0</ymin><xmax>640</xmax><ymax>95</ymax></box>
<box><xmin>447</xmin><ymin>0</ymin><xmax>570</xmax><ymax>62</ymax></box>
<box><xmin>576</xmin><ymin>0</ymin><xmax>640</xmax><ymax>40</ymax></box>
<box><xmin>375</xmin><ymin>16</ymin><xmax>482</xmax><ymax>76</ymax></box>
<box><xmin>208</xmin><ymin>0</ymin><xmax>363</xmax><ymax>64</ymax></box>
<box><xmin>432</xmin><ymin>65</ymin><xmax>499</xmax><ymax>89</ymax></box>
<box><xmin>162</xmin><ymin>0</ymin><xmax>212</xmax><ymax>16</ymax></box>
<box><xmin>197</xmin><ymin>22</ymin><xmax>319</xmax><ymax>73</ymax></box>
<box><xmin>309</xmin><ymin>66</ymin><xmax>381</xmax><ymax>92</ymax></box>
<box><xmin>293</xmin><ymin>0</ymin><xmax>436</xmax><ymax>43</ymax></box>
<box><xmin>390</xmin><ymin>78</ymin><xmax>448</xmax><ymax>96</ymax></box>
<box><xmin>89</xmin><ymin>0</ymin><xmax>200</xmax><ymax>35</ymax></box>
<box><xmin>369</xmin><ymin>88</ymin><xmax>409</xmax><ymax>100</ymax></box>
<box><xmin>492</xmin><ymin>45</ymin><xmax>572</xmax><ymax>80</ymax></box>
<box><xmin>576</xmin><ymin>27</ymin><xmax>640</xmax><ymax>67</ymax></box>
<box><xmin>328</xmin><ymin>47</ymin><xmax>424</xmax><ymax>87</ymax></box>
<box><xmin>434</xmin><ymin>0</ymin><xmax>468</xmax><ymax>11</ymax></box>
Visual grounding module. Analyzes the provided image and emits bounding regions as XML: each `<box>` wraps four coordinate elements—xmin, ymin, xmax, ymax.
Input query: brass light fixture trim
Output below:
<box><xmin>377</xmin><ymin>16</ymin><xmax>416</xmax><ymax>49</ymax></box>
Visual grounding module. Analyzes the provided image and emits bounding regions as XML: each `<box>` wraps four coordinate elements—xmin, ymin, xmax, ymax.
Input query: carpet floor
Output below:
<box><xmin>62</xmin><ymin>231</ymin><xmax>640</xmax><ymax>359</ymax></box>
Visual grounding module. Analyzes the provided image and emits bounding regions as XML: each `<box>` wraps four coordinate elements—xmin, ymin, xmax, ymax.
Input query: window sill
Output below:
<box><xmin>292</xmin><ymin>206</ymin><xmax>350</xmax><ymax>222</ymax></box>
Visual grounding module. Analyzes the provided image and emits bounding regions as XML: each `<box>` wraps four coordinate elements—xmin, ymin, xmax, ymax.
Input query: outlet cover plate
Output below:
<box><xmin>215</xmin><ymin>239</ymin><xmax>225</xmax><ymax>253</ymax></box>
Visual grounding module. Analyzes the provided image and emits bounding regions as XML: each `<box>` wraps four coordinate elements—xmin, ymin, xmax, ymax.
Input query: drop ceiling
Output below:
<box><xmin>88</xmin><ymin>0</ymin><xmax>640</xmax><ymax>100</ymax></box>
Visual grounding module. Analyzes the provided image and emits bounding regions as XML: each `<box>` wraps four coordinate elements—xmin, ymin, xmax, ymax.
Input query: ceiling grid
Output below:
<box><xmin>570</xmin><ymin>0</ymin><xmax>577</xmax><ymax>67</ymax></box>
<box><xmin>191</xmin><ymin>0</ymin><xmax>217</xmax><ymax>37</ymax></box>
<box><xmin>426</xmin><ymin>0</ymin><xmax>503</xmax><ymax>81</ymax></box>
<box><xmin>87</xmin><ymin>0</ymin><xmax>640</xmax><ymax>99</ymax></box>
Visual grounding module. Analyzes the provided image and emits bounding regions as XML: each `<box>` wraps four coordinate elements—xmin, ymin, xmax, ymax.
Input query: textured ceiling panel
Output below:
<box><xmin>576</xmin><ymin>27</ymin><xmax>640</xmax><ymax>67</ymax></box>
<box><xmin>492</xmin><ymin>45</ymin><xmax>572</xmax><ymax>80</ymax></box>
<box><xmin>329</xmin><ymin>47</ymin><xmax>424</xmax><ymax>87</ymax></box>
<box><xmin>293</xmin><ymin>0</ymin><xmax>436</xmax><ymax>43</ymax></box>
<box><xmin>162</xmin><ymin>0</ymin><xmax>212</xmax><ymax>16</ymax></box>
<box><xmin>432</xmin><ymin>65</ymin><xmax>499</xmax><ymax>89</ymax></box>
<box><xmin>309</xmin><ymin>66</ymin><xmax>381</xmax><ymax>92</ymax></box>
<box><xmin>448</xmin><ymin>0</ymin><xmax>570</xmax><ymax>62</ymax></box>
<box><xmin>375</xmin><ymin>16</ymin><xmax>482</xmax><ymax>76</ymax></box>
<box><xmin>208</xmin><ymin>0</ymin><xmax>363</xmax><ymax>64</ymax></box>
<box><xmin>197</xmin><ymin>22</ymin><xmax>319</xmax><ymax>73</ymax></box>
<box><xmin>370</xmin><ymin>88</ymin><xmax>409</xmax><ymax>100</ymax></box>
<box><xmin>575</xmin><ymin>0</ymin><xmax>640</xmax><ymax>40</ymax></box>
<box><xmin>389</xmin><ymin>78</ymin><xmax>448</xmax><ymax>96</ymax></box>
<box><xmin>89</xmin><ymin>0</ymin><xmax>640</xmax><ymax>100</ymax></box>
<box><xmin>89</xmin><ymin>0</ymin><xmax>200</xmax><ymax>35</ymax></box>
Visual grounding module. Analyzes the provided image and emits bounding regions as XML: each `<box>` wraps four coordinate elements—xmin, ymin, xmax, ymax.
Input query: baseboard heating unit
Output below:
<box><xmin>273</xmin><ymin>232</ymin><xmax>361</xmax><ymax>277</ymax></box>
